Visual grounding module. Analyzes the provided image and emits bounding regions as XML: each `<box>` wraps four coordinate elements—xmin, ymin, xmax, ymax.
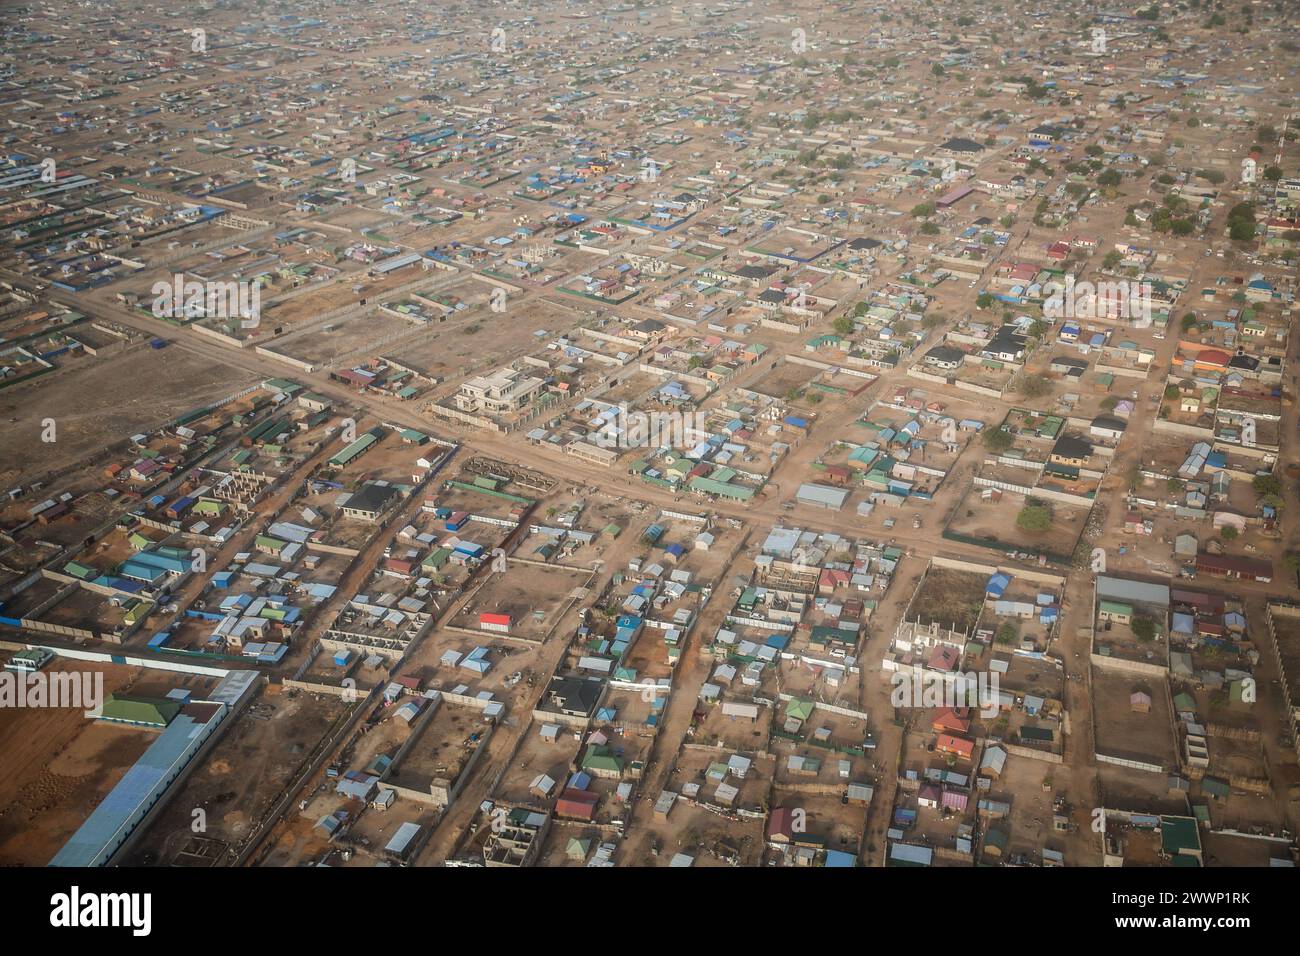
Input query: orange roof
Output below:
<box><xmin>932</xmin><ymin>708</ymin><xmax>971</xmax><ymax>734</ymax></box>
<box><xmin>936</xmin><ymin>733</ymin><xmax>974</xmax><ymax>758</ymax></box>
<box><xmin>1195</xmin><ymin>348</ymin><xmax>1231</xmax><ymax>367</ymax></box>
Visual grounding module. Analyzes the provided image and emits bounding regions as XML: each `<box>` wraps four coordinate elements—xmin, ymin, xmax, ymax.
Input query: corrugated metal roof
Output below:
<box><xmin>1096</xmin><ymin>575</ymin><xmax>1169</xmax><ymax>607</ymax></box>
<box><xmin>51</xmin><ymin>711</ymin><xmax>218</xmax><ymax>866</ymax></box>
<box><xmin>795</xmin><ymin>482</ymin><xmax>849</xmax><ymax>509</ymax></box>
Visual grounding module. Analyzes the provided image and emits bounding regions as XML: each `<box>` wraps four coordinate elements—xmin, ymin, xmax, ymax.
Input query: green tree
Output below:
<box><xmin>1252</xmin><ymin>474</ymin><xmax>1282</xmax><ymax>498</ymax></box>
<box><xmin>1016</xmin><ymin>503</ymin><xmax>1052</xmax><ymax>532</ymax></box>
<box><xmin>1020</xmin><ymin>374</ymin><xmax>1052</xmax><ymax>399</ymax></box>
<box><xmin>982</xmin><ymin>428</ymin><xmax>1014</xmax><ymax>452</ymax></box>
<box><xmin>1227</xmin><ymin>201</ymin><xmax>1257</xmax><ymax>241</ymax></box>
<box><xmin>1131</xmin><ymin>616</ymin><xmax>1157</xmax><ymax>642</ymax></box>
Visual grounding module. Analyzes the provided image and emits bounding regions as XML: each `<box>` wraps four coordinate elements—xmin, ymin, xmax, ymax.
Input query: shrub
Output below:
<box><xmin>1016</xmin><ymin>504</ymin><xmax>1052</xmax><ymax>532</ymax></box>
<box><xmin>982</xmin><ymin>428</ymin><xmax>1014</xmax><ymax>452</ymax></box>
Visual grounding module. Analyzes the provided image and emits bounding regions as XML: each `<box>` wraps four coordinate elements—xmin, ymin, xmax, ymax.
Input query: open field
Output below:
<box><xmin>0</xmin><ymin>661</ymin><xmax>197</xmax><ymax>865</ymax></box>
<box><xmin>122</xmin><ymin>684</ymin><xmax>352</xmax><ymax>866</ymax></box>
<box><xmin>0</xmin><ymin>345</ymin><xmax>257</xmax><ymax>487</ymax></box>
<box><xmin>1091</xmin><ymin>668</ymin><xmax>1175</xmax><ymax>772</ymax></box>
<box><xmin>946</xmin><ymin>485</ymin><xmax>1090</xmax><ymax>561</ymax></box>
<box><xmin>905</xmin><ymin>565</ymin><xmax>988</xmax><ymax>634</ymax></box>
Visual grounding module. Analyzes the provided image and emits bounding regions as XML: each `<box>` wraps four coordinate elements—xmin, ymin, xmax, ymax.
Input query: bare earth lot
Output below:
<box><xmin>123</xmin><ymin>684</ymin><xmax>352</xmax><ymax>866</ymax></box>
<box><xmin>0</xmin><ymin>345</ymin><xmax>257</xmax><ymax>487</ymax></box>
<box><xmin>0</xmin><ymin>661</ymin><xmax>151</xmax><ymax>866</ymax></box>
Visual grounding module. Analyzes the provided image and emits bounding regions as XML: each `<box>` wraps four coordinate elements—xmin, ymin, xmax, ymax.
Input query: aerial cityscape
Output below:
<box><xmin>2</xmin><ymin>0</ymin><xmax>1299</xmax><ymax>883</ymax></box>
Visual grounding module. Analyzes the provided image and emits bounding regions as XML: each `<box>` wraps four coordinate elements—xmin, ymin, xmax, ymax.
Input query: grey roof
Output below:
<box><xmin>980</xmin><ymin>746</ymin><xmax>1007</xmax><ymax>775</ymax></box>
<box><xmin>795</xmin><ymin>482</ymin><xmax>849</xmax><ymax>510</ymax></box>
<box><xmin>384</xmin><ymin>821</ymin><xmax>421</xmax><ymax>854</ymax></box>
<box><xmin>889</xmin><ymin>842</ymin><xmax>934</xmax><ymax>865</ymax></box>
<box><xmin>1097</xmin><ymin>575</ymin><xmax>1169</xmax><ymax>608</ymax></box>
<box><xmin>846</xmin><ymin>782</ymin><xmax>875</xmax><ymax>802</ymax></box>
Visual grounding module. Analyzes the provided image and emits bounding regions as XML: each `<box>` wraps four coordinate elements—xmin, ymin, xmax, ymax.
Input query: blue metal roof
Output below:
<box><xmin>50</xmin><ymin>712</ymin><xmax>215</xmax><ymax>866</ymax></box>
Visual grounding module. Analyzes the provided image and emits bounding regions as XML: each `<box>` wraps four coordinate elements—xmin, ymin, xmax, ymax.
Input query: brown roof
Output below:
<box><xmin>1194</xmin><ymin>553</ymin><xmax>1272</xmax><ymax>579</ymax></box>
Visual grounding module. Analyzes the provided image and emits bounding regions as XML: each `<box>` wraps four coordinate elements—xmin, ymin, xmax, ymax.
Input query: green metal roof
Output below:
<box><xmin>1160</xmin><ymin>816</ymin><xmax>1200</xmax><ymax>856</ymax></box>
<box><xmin>99</xmin><ymin>694</ymin><xmax>179</xmax><ymax>728</ymax></box>
<box><xmin>581</xmin><ymin>744</ymin><xmax>623</xmax><ymax>775</ymax></box>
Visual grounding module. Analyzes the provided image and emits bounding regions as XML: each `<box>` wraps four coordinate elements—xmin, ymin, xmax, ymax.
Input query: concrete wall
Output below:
<box><xmin>1005</xmin><ymin>742</ymin><xmax>1064</xmax><ymax>764</ymax></box>
<box><xmin>1089</xmin><ymin>651</ymin><xmax>1168</xmax><ymax>678</ymax></box>
<box><xmin>1095</xmin><ymin>752</ymin><xmax>1165</xmax><ymax>774</ymax></box>
<box><xmin>929</xmin><ymin>554</ymin><xmax>1067</xmax><ymax>589</ymax></box>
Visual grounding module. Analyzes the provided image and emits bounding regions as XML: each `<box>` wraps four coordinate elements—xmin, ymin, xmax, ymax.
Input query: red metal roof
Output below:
<box><xmin>936</xmin><ymin>733</ymin><xmax>974</xmax><ymax>758</ymax></box>
<box><xmin>555</xmin><ymin>791</ymin><xmax>598</xmax><ymax>820</ymax></box>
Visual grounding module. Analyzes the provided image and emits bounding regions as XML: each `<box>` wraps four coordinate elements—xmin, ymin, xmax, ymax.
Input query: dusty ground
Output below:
<box><xmin>121</xmin><ymin>684</ymin><xmax>352</xmax><ymax>866</ymax></box>
<box><xmin>1091</xmin><ymin>667</ymin><xmax>1177</xmax><ymax>771</ymax></box>
<box><xmin>0</xmin><ymin>661</ymin><xmax>153</xmax><ymax>865</ymax></box>
<box><xmin>0</xmin><ymin>344</ymin><xmax>257</xmax><ymax>487</ymax></box>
